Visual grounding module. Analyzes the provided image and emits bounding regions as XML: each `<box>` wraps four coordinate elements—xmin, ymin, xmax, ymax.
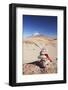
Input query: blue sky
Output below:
<box><xmin>23</xmin><ymin>15</ymin><xmax>57</xmax><ymax>38</ymax></box>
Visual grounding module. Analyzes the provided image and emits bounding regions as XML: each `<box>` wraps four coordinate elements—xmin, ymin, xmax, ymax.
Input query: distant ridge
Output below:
<box><xmin>26</xmin><ymin>34</ymin><xmax>50</xmax><ymax>39</ymax></box>
<box><xmin>24</xmin><ymin>33</ymin><xmax>57</xmax><ymax>40</ymax></box>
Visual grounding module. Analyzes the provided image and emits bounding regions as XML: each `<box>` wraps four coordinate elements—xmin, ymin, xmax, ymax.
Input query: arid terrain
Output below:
<box><xmin>23</xmin><ymin>34</ymin><xmax>57</xmax><ymax>75</ymax></box>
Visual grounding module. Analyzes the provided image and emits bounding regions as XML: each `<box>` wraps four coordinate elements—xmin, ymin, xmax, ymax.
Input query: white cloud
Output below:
<box><xmin>33</xmin><ymin>32</ymin><xmax>40</xmax><ymax>36</ymax></box>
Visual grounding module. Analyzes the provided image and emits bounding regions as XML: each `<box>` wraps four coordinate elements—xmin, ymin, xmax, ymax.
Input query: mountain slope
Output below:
<box><xmin>23</xmin><ymin>35</ymin><xmax>57</xmax><ymax>64</ymax></box>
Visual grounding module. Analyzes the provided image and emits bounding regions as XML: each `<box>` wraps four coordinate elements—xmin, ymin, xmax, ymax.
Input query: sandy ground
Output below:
<box><xmin>22</xmin><ymin>35</ymin><xmax>57</xmax><ymax>75</ymax></box>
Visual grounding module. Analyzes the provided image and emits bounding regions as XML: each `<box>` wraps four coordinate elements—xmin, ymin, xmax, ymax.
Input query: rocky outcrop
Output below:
<box><xmin>23</xmin><ymin>59</ymin><xmax>57</xmax><ymax>75</ymax></box>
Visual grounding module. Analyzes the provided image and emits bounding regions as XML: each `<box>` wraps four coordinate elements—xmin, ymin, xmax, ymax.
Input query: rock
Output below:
<box><xmin>23</xmin><ymin>64</ymin><xmax>41</xmax><ymax>75</ymax></box>
<box><xmin>23</xmin><ymin>59</ymin><xmax>57</xmax><ymax>75</ymax></box>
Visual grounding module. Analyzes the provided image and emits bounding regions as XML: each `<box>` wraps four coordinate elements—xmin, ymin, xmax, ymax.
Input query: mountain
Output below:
<box><xmin>25</xmin><ymin>33</ymin><xmax>57</xmax><ymax>41</ymax></box>
<box><xmin>23</xmin><ymin>33</ymin><xmax>57</xmax><ymax>64</ymax></box>
<box><xmin>23</xmin><ymin>33</ymin><xmax>57</xmax><ymax>75</ymax></box>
